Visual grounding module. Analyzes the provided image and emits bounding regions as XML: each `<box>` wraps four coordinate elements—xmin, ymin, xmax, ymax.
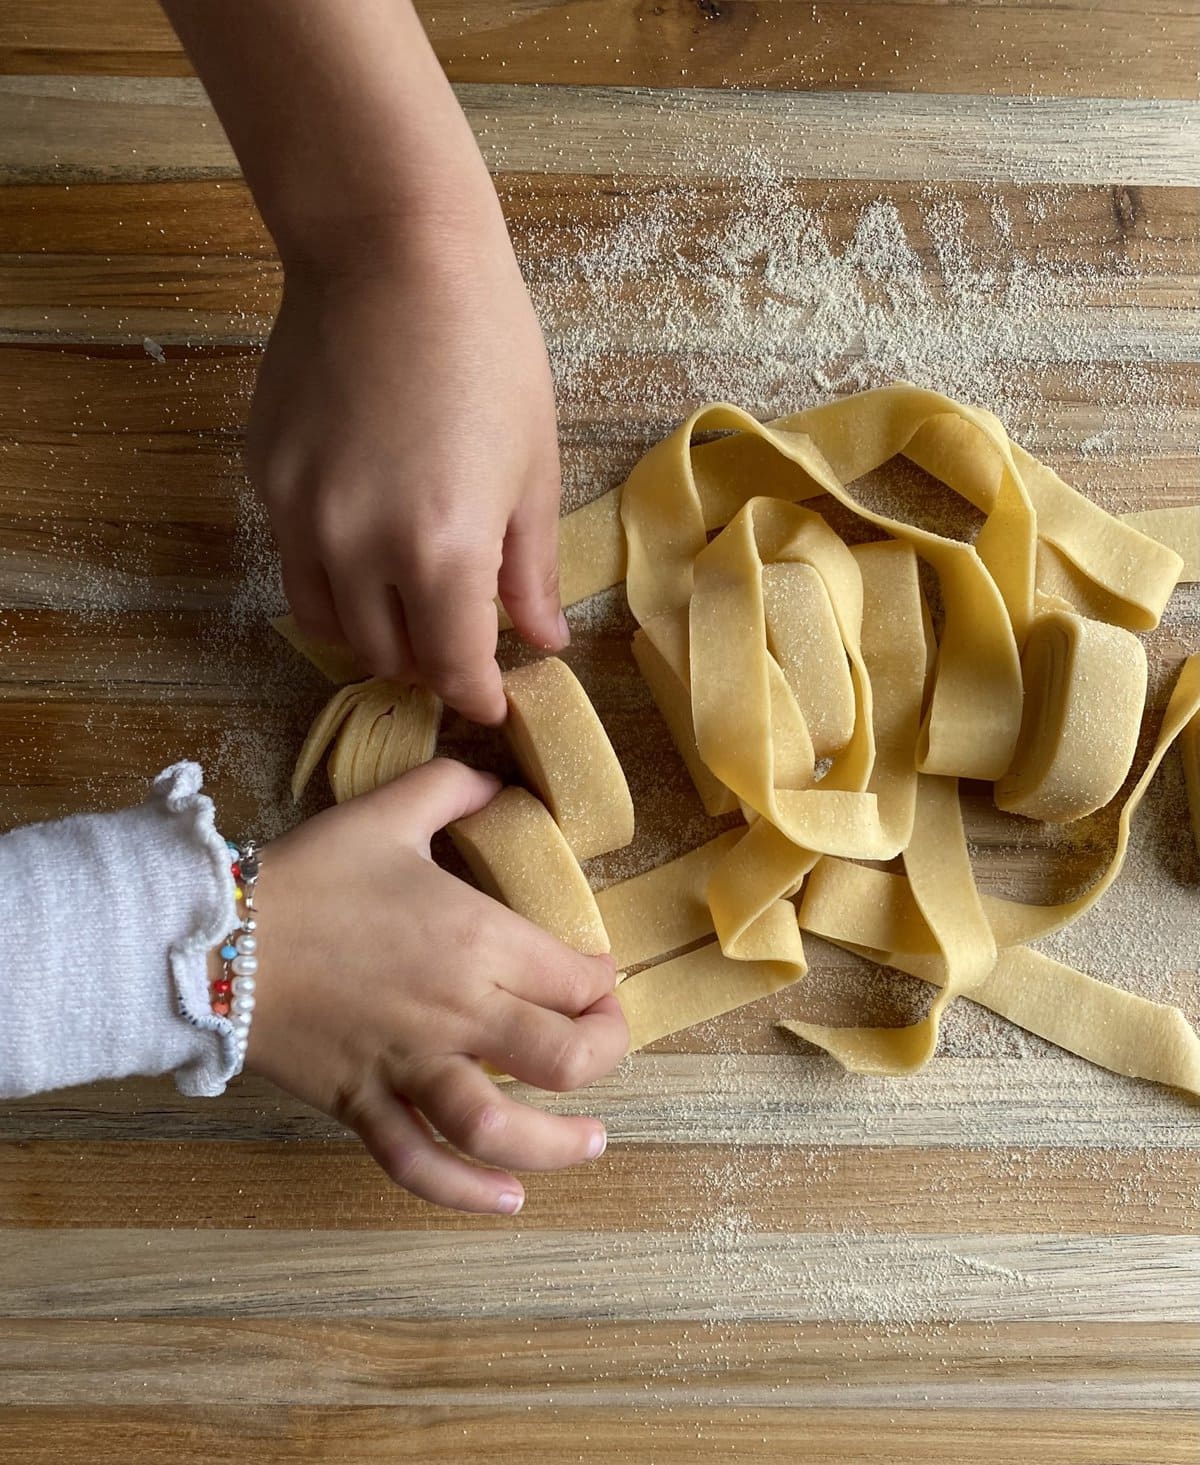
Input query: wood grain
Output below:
<box><xmin>1</xmin><ymin>1407</ymin><xmax>1197</xmax><ymax>1464</ymax></box>
<box><xmin>2</xmin><ymin>348</ymin><xmax>1197</xmax><ymax>524</ymax></box>
<box><xmin>4</xmin><ymin>0</ymin><xmax>1199</xmax><ymax>100</ymax></box>
<box><xmin>4</xmin><ymin>175</ymin><xmax>1198</xmax><ymax>273</ymax></box>
<box><xmin>4</xmin><ymin>77</ymin><xmax>1200</xmax><ymax>186</ymax></box>
<box><xmin>2</xmin><ymin>1319</ymin><xmax>1197</xmax><ymax>1408</ymax></box>
<box><xmin>2</xmin><ymin>1226</ymin><xmax>1196</xmax><ymax>1321</ymax></box>
<box><xmin>7</xmin><ymin>1141</ymin><xmax>1199</xmax><ymax>1234</ymax></box>
<box><xmin>6</xmin><ymin>251</ymin><xmax>1200</xmax><ymax>348</ymax></box>
<box><xmin>4</xmin><ymin>1057</ymin><xmax>1198</xmax><ymax>1147</ymax></box>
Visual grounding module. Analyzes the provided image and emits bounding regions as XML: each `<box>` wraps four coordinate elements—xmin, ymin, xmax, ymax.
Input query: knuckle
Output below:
<box><xmin>447</xmin><ymin>904</ymin><xmax>489</xmax><ymax>958</ymax></box>
<box><xmin>456</xmin><ymin>1099</ymin><xmax>506</xmax><ymax>1153</ymax></box>
<box><xmin>364</xmin><ymin>648</ymin><xmax>410</xmax><ymax>682</ymax></box>
<box><xmin>313</xmin><ymin>503</ymin><xmax>355</xmax><ymax>558</ymax></box>
<box><xmin>505</xmin><ymin>558</ymin><xmax>560</xmax><ymax>607</ymax></box>
<box><xmin>426</xmin><ymin>663</ymin><xmax>489</xmax><ymax>702</ymax></box>
<box><xmin>329</xmin><ymin>1081</ymin><xmax>372</xmax><ymax>1132</ymax></box>
<box><xmin>384</xmin><ymin>1142</ymin><xmax>425</xmax><ymax>1192</ymax></box>
<box><xmin>535</xmin><ymin>951</ymin><xmax>597</xmax><ymax>1015</ymax></box>
<box><xmin>405</xmin><ymin>522</ymin><xmax>501</xmax><ymax>583</ymax></box>
<box><xmin>546</xmin><ymin>962</ymin><xmax>590</xmax><ymax>1017</ymax></box>
<box><xmin>545</xmin><ymin>1034</ymin><xmax>591</xmax><ymax>1093</ymax></box>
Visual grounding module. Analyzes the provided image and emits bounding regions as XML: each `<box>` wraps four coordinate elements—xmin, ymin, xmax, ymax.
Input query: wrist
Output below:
<box><xmin>275</xmin><ymin>198</ymin><xmax>526</xmax><ymax>327</ymax></box>
<box><xmin>277</xmin><ymin>193</ymin><xmax>512</xmax><ymax>284</ymax></box>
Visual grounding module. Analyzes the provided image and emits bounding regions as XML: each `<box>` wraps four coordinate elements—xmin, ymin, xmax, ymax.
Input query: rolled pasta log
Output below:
<box><xmin>449</xmin><ymin>786</ymin><xmax>611</xmax><ymax>956</ymax></box>
<box><xmin>502</xmin><ymin>658</ymin><xmax>635</xmax><ymax>860</ymax></box>
<box><xmin>995</xmin><ymin>610</ymin><xmax>1146</xmax><ymax>823</ymax></box>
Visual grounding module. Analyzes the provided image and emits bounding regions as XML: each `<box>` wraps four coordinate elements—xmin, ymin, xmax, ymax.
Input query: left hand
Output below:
<box><xmin>247</xmin><ymin>216</ymin><xmax>567</xmax><ymax>725</ymax></box>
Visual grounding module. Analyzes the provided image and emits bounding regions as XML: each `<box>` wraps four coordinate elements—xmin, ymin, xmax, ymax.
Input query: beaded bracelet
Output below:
<box><xmin>213</xmin><ymin>839</ymin><xmax>261</xmax><ymax>1066</ymax></box>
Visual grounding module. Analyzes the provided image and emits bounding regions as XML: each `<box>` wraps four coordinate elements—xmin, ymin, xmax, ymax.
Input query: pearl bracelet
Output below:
<box><xmin>213</xmin><ymin>839</ymin><xmax>261</xmax><ymax>1068</ymax></box>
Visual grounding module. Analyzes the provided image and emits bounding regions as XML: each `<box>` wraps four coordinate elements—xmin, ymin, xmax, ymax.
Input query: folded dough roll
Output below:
<box><xmin>449</xmin><ymin>786</ymin><xmax>611</xmax><ymax>956</ymax></box>
<box><xmin>502</xmin><ymin>658</ymin><xmax>635</xmax><ymax>861</ymax></box>
<box><xmin>995</xmin><ymin>610</ymin><xmax>1146</xmax><ymax>822</ymax></box>
<box><xmin>292</xmin><ymin>678</ymin><xmax>440</xmax><ymax>803</ymax></box>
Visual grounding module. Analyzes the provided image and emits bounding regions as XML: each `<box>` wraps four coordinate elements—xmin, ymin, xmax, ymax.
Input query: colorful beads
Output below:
<box><xmin>212</xmin><ymin>837</ymin><xmax>263</xmax><ymax>1069</ymax></box>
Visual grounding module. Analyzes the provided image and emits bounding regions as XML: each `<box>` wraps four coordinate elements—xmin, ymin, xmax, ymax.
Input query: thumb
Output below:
<box><xmin>367</xmin><ymin>758</ymin><xmax>502</xmax><ymax>845</ymax></box>
<box><xmin>498</xmin><ymin>482</ymin><xmax>569</xmax><ymax>653</ymax></box>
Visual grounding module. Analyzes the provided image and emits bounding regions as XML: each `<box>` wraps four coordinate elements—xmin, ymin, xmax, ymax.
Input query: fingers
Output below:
<box><xmin>498</xmin><ymin>482</ymin><xmax>569</xmax><ymax>652</ymax></box>
<box><xmin>328</xmin><ymin>573</ymin><xmax>413</xmax><ymax>682</ymax></box>
<box><xmin>490</xmin><ymin>911</ymin><xmax>619</xmax><ymax>1015</ymax></box>
<box><xmin>280</xmin><ymin>553</ymin><xmax>344</xmax><ymax>647</ymax></box>
<box><xmin>482</xmin><ymin>993</ymin><xmax>629</xmax><ymax>1092</ymax></box>
<box><xmin>402</xmin><ymin>575</ymin><xmax>507</xmax><ymax>725</ymax></box>
<box><xmin>352</xmin><ymin>1091</ymin><xmax>526</xmax><ymax>1215</ymax></box>
<box><xmin>406</xmin><ymin>1056</ymin><xmax>607</xmax><ymax>1173</ymax></box>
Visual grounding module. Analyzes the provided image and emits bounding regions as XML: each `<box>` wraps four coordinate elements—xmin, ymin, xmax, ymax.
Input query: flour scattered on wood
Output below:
<box><xmin>510</xmin><ymin>173</ymin><xmax>1187</xmax><ymax>517</ymax></box>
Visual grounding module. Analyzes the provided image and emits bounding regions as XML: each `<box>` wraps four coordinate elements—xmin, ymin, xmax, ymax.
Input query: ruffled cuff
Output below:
<box><xmin>154</xmin><ymin>763</ymin><xmax>242</xmax><ymax>1097</ymax></box>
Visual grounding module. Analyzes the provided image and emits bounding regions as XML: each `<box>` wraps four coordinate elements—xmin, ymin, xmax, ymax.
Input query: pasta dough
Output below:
<box><xmin>449</xmin><ymin>786</ymin><xmax>610</xmax><ymax>956</ymax></box>
<box><xmin>290</xmin><ymin>678</ymin><xmax>440</xmax><ymax>804</ymax></box>
<box><xmin>275</xmin><ymin>382</ymin><xmax>1200</xmax><ymax>1098</ymax></box>
<box><xmin>501</xmin><ymin>658</ymin><xmax>635</xmax><ymax>862</ymax></box>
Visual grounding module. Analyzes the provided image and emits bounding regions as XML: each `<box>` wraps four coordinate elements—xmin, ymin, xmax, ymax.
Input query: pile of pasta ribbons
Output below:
<box><xmin>280</xmin><ymin>384</ymin><xmax>1200</xmax><ymax>1097</ymax></box>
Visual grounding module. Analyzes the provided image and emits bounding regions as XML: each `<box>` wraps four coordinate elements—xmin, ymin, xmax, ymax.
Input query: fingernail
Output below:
<box><xmin>555</xmin><ymin>611</ymin><xmax>571</xmax><ymax>648</ymax></box>
<box><xmin>497</xmin><ymin>1190</ymin><xmax>524</xmax><ymax>1215</ymax></box>
<box><xmin>586</xmin><ymin>1127</ymin><xmax>607</xmax><ymax>1160</ymax></box>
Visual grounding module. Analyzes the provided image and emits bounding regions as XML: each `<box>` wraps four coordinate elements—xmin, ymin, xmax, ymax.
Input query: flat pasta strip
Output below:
<box><xmin>632</xmin><ymin>611</ymin><xmax>739</xmax><ymax>817</ymax></box>
<box><xmin>271</xmin><ymin>614</ymin><xmax>365</xmax><ymax>684</ymax></box>
<box><xmin>1121</xmin><ymin>506</ymin><xmax>1200</xmax><ymax>582</ymax></box>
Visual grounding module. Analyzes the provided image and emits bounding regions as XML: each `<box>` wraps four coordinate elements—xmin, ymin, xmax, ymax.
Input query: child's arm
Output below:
<box><xmin>161</xmin><ymin>0</ymin><xmax>567</xmax><ymax>725</ymax></box>
<box><xmin>1</xmin><ymin>762</ymin><xmax>624</xmax><ymax>1216</ymax></box>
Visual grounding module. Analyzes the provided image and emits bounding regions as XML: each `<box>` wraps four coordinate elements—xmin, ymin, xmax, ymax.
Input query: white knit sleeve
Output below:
<box><xmin>0</xmin><ymin>763</ymin><xmax>243</xmax><ymax>1100</ymax></box>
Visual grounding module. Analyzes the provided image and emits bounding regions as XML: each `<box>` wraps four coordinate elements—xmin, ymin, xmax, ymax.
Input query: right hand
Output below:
<box><xmin>239</xmin><ymin>760</ymin><xmax>627</xmax><ymax>1214</ymax></box>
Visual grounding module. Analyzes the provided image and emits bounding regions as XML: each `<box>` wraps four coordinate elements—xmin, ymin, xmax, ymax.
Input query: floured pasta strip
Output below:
<box><xmin>274</xmin><ymin>382</ymin><xmax>1200</xmax><ymax>1097</ymax></box>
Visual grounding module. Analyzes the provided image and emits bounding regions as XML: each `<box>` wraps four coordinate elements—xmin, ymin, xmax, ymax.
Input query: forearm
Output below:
<box><xmin>161</xmin><ymin>0</ymin><xmax>506</xmax><ymax>269</ymax></box>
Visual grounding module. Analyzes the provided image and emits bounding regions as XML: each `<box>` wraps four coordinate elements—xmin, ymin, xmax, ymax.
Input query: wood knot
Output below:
<box><xmin>1111</xmin><ymin>186</ymin><xmax>1141</xmax><ymax>237</ymax></box>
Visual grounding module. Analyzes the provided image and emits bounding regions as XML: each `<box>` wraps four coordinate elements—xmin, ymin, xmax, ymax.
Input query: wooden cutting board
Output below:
<box><xmin>1</xmin><ymin>2</ymin><xmax>1199</xmax><ymax>1460</ymax></box>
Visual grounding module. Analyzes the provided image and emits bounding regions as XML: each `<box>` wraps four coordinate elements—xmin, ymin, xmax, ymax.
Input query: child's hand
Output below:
<box><xmin>248</xmin><ymin>223</ymin><xmax>565</xmax><ymax>726</ymax></box>
<box><xmin>242</xmin><ymin>760</ymin><xmax>627</xmax><ymax>1215</ymax></box>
